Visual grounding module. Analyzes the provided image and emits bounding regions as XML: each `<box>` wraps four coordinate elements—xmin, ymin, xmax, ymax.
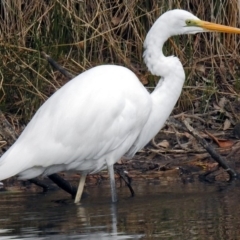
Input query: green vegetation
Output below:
<box><xmin>0</xmin><ymin>0</ymin><xmax>240</xmax><ymax>124</ymax></box>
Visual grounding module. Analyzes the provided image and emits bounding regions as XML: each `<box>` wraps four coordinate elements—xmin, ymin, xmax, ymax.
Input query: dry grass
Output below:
<box><xmin>0</xmin><ymin>0</ymin><xmax>240</xmax><ymax>124</ymax></box>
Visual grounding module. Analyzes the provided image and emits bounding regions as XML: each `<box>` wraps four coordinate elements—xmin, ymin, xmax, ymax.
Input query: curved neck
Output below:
<box><xmin>143</xmin><ymin>17</ymin><xmax>173</xmax><ymax>77</ymax></box>
<box><xmin>127</xmin><ymin>21</ymin><xmax>186</xmax><ymax>156</ymax></box>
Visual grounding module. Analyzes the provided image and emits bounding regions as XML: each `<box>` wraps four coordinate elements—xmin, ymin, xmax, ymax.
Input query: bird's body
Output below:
<box><xmin>1</xmin><ymin>9</ymin><xmax>240</xmax><ymax>202</ymax></box>
<box><xmin>0</xmin><ymin>61</ymin><xmax>184</xmax><ymax>179</ymax></box>
<box><xmin>0</xmin><ymin>66</ymin><xmax>150</xmax><ymax>178</ymax></box>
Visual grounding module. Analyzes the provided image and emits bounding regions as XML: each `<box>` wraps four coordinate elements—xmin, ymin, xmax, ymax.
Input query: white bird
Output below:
<box><xmin>1</xmin><ymin>9</ymin><xmax>240</xmax><ymax>203</ymax></box>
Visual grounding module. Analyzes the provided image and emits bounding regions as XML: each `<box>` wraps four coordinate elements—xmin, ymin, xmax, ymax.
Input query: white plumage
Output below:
<box><xmin>1</xmin><ymin>9</ymin><xmax>240</xmax><ymax>202</ymax></box>
<box><xmin>0</xmin><ymin>66</ymin><xmax>151</xmax><ymax>178</ymax></box>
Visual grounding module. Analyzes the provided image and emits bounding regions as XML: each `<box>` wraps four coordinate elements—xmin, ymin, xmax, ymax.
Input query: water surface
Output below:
<box><xmin>0</xmin><ymin>180</ymin><xmax>240</xmax><ymax>239</ymax></box>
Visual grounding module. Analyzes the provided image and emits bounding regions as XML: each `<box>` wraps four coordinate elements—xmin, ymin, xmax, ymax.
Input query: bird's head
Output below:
<box><xmin>150</xmin><ymin>9</ymin><xmax>240</xmax><ymax>38</ymax></box>
<box><xmin>169</xmin><ymin>9</ymin><xmax>240</xmax><ymax>35</ymax></box>
<box><xmin>143</xmin><ymin>9</ymin><xmax>240</xmax><ymax>77</ymax></box>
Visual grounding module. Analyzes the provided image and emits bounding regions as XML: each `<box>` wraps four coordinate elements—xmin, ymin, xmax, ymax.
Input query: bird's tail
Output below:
<box><xmin>0</xmin><ymin>146</ymin><xmax>29</xmax><ymax>181</ymax></box>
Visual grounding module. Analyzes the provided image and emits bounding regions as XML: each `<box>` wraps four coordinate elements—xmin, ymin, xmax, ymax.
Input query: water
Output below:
<box><xmin>0</xmin><ymin>180</ymin><xmax>240</xmax><ymax>239</ymax></box>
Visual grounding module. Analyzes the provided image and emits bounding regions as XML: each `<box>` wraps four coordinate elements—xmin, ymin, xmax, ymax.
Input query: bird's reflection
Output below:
<box><xmin>75</xmin><ymin>202</ymin><xmax>142</xmax><ymax>240</ymax></box>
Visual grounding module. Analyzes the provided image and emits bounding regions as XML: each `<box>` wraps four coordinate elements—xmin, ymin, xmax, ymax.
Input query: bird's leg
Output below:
<box><xmin>108</xmin><ymin>164</ymin><xmax>118</xmax><ymax>203</ymax></box>
<box><xmin>74</xmin><ymin>173</ymin><xmax>87</xmax><ymax>203</ymax></box>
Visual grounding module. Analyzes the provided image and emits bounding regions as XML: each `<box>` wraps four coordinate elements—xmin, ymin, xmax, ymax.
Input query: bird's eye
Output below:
<box><xmin>185</xmin><ymin>20</ymin><xmax>192</xmax><ymax>25</ymax></box>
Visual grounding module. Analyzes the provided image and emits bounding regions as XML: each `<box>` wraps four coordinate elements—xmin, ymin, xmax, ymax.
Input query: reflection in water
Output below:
<box><xmin>0</xmin><ymin>180</ymin><xmax>240</xmax><ymax>239</ymax></box>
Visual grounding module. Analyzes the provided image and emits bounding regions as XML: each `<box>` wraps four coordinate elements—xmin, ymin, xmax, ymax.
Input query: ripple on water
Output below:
<box><xmin>0</xmin><ymin>180</ymin><xmax>240</xmax><ymax>239</ymax></box>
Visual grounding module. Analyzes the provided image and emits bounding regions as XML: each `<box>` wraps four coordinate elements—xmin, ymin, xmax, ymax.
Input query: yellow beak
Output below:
<box><xmin>198</xmin><ymin>20</ymin><xmax>240</xmax><ymax>34</ymax></box>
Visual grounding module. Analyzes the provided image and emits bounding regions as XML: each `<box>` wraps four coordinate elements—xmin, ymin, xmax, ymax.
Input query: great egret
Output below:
<box><xmin>1</xmin><ymin>9</ymin><xmax>240</xmax><ymax>203</ymax></box>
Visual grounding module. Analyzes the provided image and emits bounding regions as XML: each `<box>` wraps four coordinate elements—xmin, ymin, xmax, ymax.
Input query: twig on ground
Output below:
<box><xmin>48</xmin><ymin>174</ymin><xmax>77</xmax><ymax>198</ymax></box>
<box><xmin>226</xmin><ymin>141</ymin><xmax>240</xmax><ymax>158</ymax></box>
<box><xmin>166</xmin><ymin>117</ymin><xmax>238</xmax><ymax>180</ymax></box>
<box><xmin>174</xmin><ymin>113</ymin><xmax>207</xmax><ymax>124</ymax></box>
<box><xmin>115</xmin><ymin>168</ymin><xmax>134</xmax><ymax>197</ymax></box>
<box><xmin>171</xmin><ymin>125</ymin><xmax>191</xmax><ymax>151</ymax></box>
<box><xmin>41</xmin><ymin>51</ymin><xmax>75</xmax><ymax>80</ymax></box>
<box><xmin>28</xmin><ymin>178</ymin><xmax>49</xmax><ymax>192</ymax></box>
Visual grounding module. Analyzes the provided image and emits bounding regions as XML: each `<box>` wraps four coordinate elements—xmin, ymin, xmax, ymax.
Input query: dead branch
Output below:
<box><xmin>166</xmin><ymin>117</ymin><xmax>238</xmax><ymax>180</ymax></box>
<box><xmin>41</xmin><ymin>51</ymin><xmax>75</xmax><ymax>80</ymax></box>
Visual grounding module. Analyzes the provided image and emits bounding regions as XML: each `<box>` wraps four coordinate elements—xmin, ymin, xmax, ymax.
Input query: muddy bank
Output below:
<box><xmin>1</xmin><ymin>143</ymin><xmax>239</xmax><ymax>195</ymax></box>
